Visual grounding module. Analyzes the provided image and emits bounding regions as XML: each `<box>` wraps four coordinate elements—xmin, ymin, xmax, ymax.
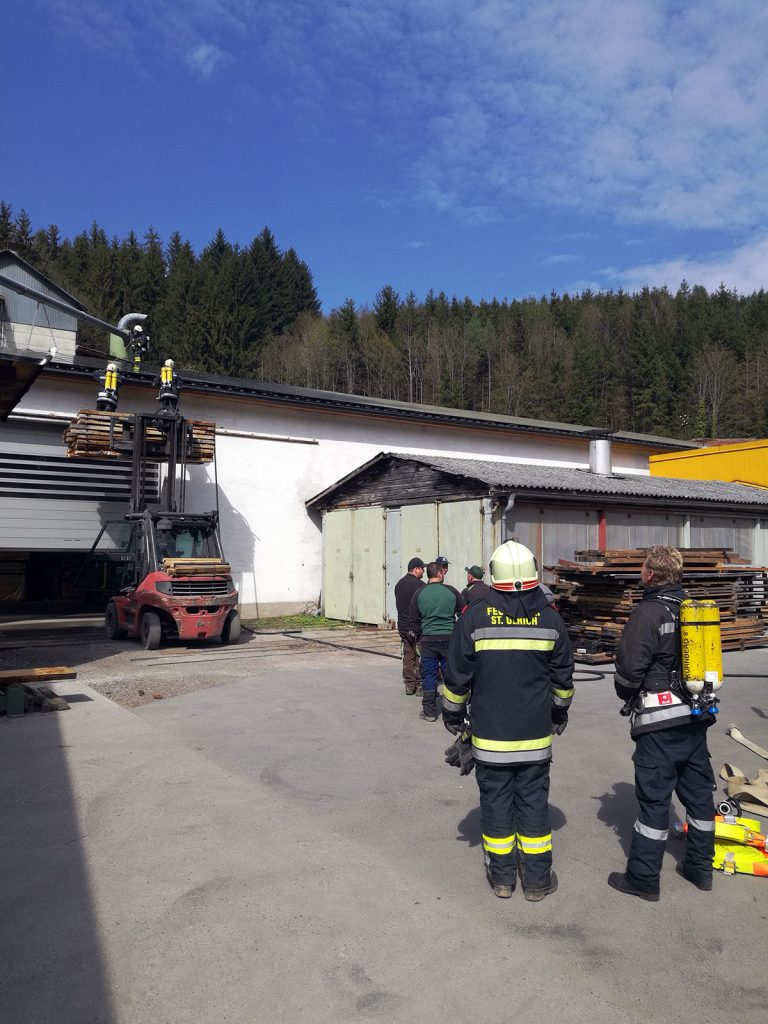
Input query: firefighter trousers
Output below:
<box><xmin>475</xmin><ymin>761</ymin><xmax>553</xmax><ymax>893</ymax></box>
<box><xmin>626</xmin><ymin>723</ymin><xmax>715</xmax><ymax>893</ymax></box>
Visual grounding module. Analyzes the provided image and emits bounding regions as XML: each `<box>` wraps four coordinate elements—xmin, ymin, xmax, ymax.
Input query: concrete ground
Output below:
<box><xmin>1</xmin><ymin>629</ymin><xmax>767</xmax><ymax>1024</ymax></box>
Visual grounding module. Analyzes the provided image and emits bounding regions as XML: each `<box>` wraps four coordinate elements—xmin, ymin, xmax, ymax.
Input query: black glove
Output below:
<box><xmin>551</xmin><ymin>706</ymin><xmax>568</xmax><ymax>736</ymax></box>
<box><xmin>442</xmin><ymin>707</ymin><xmax>464</xmax><ymax>735</ymax></box>
<box><xmin>614</xmin><ymin>678</ymin><xmax>636</xmax><ymax>702</ymax></box>
<box><xmin>444</xmin><ymin>734</ymin><xmax>474</xmax><ymax>775</ymax></box>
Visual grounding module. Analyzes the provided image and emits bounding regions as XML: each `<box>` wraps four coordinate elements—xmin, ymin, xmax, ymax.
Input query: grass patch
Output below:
<box><xmin>243</xmin><ymin>614</ymin><xmax>356</xmax><ymax>632</ymax></box>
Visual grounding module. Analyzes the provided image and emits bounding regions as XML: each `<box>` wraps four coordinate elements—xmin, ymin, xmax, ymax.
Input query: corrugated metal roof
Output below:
<box><xmin>46</xmin><ymin>355</ymin><xmax>698</xmax><ymax>452</ymax></box>
<box><xmin>306</xmin><ymin>452</ymin><xmax>768</xmax><ymax>511</ymax></box>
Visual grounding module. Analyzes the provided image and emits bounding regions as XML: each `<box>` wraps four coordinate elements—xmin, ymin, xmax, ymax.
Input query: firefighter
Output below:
<box><xmin>443</xmin><ymin>541</ymin><xmax>574</xmax><ymax>901</ymax></box>
<box><xmin>609</xmin><ymin>545</ymin><xmax>716</xmax><ymax>901</ymax></box>
<box><xmin>156</xmin><ymin>358</ymin><xmax>182</xmax><ymax>412</ymax></box>
<box><xmin>94</xmin><ymin>362</ymin><xmax>121</xmax><ymax>411</ymax></box>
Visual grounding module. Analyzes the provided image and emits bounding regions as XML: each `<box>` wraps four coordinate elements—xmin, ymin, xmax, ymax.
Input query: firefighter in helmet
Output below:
<box><xmin>94</xmin><ymin>362</ymin><xmax>121</xmax><ymax>412</ymax></box>
<box><xmin>443</xmin><ymin>540</ymin><xmax>574</xmax><ymax>901</ymax></box>
<box><xmin>156</xmin><ymin>359</ymin><xmax>181</xmax><ymax>412</ymax></box>
<box><xmin>609</xmin><ymin>545</ymin><xmax>716</xmax><ymax>901</ymax></box>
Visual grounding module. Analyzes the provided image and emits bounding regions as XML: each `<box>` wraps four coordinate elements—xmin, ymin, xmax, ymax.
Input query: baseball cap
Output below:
<box><xmin>407</xmin><ymin>557</ymin><xmax>426</xmax><ymax>570</ymax></box>
<box><xmin>435</xmin><ymin>556</ymin><xmax>450</xmax><ymax>567</ymax></box>
<box><xmin>465</xmin><ymin>565</ymin><xmax>484</xmax><ymax>579</ymax></box>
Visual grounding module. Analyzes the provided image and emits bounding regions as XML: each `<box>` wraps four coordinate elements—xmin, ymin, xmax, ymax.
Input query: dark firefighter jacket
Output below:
<box><xmin>443</xmin><ymin>586</ymin><xmax>574</xmax><ymax>766</ymax></box>
<box><xmin>614</xmin><ymin>583</ymin><xmax>696</xmax><ymax>737</ymax></box>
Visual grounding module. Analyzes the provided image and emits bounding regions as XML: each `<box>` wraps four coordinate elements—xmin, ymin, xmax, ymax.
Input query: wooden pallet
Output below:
<box><xmin>63</xmin><ymin>410</ymin><xmax>216</xmax><ymax>464</ymax></box>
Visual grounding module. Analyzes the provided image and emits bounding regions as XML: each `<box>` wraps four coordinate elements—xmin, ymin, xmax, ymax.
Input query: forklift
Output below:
<box><xmin>76</xmin><ymin>352</ymin><xmax>240</xmax><ymax>650</ymax></box>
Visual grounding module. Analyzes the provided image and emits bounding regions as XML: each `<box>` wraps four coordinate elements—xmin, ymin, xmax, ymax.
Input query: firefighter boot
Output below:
<box><xmin>523</xmin><ymin>870</ymin><xmax>558</xmax><ymax>903</ymax></box>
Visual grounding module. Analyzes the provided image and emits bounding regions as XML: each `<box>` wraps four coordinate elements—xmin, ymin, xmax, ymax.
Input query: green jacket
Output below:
<box><xmin>410</xmin><ymin>581</ymin><xmax>463</xmax><ymax>637</ymax></box>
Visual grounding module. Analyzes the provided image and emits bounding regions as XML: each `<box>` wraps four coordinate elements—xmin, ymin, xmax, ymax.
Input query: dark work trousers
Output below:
<box><xmin>627</xmin><ymin>723</ymin><xmax>715</xmax><ymax>893</ymax></box>
<box><xmin>419</xmin><ymin>637</ymin><xmax>449</xmax><ymax>713</ymax></box>
<box><xmin>475</xmin><ymin>761</ymin><xmax>553</xmax><ymax>893</ymax></box>
<box><xmin>398</xmin><ymin>631</ymin><xmax>421</xmax><ymax>693</ymax></box>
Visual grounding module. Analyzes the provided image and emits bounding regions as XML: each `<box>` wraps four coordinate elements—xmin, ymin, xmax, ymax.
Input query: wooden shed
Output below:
<box><xmin>305</xmin><ymin>452</ymin><xmax>768</xmax><ymax>625</ymax></box>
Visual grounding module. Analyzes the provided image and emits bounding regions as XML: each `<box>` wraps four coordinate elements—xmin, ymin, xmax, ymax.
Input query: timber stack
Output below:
<box><xmin>552</xmin><ymin>548</ymin><xmax>768</xmax><ymax>663</ymax></box>
<box><xmin>63</xmin><ymin>410</ymin><xmax>216</xmax><ymax>463</ymax></box>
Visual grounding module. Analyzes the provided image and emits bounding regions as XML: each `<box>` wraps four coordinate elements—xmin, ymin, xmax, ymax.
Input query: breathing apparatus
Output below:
<box><xmin>679</xmin><ymin>599</ymin><xmax>723</xmax><ymax>716</ymax></box>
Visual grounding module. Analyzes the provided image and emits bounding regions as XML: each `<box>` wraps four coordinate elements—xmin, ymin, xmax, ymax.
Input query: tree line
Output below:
<box><xmin>3</xmin><ymin>202</ymin><xmax>768</xmax><ymax>439</ymax></box>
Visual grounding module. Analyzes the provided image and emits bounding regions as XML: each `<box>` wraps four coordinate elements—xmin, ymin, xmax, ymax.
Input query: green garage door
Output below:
<box><xmin>322</xmin><ymin>507</ymin><xmax>386</xmax><ymax>624</ymax></box>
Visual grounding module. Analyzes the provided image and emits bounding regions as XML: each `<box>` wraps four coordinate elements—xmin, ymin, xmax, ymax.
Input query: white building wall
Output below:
<box><xmin>12</xmin><ymin>374</ymin><xmax>657</xmax><ymax>616</ymax></box>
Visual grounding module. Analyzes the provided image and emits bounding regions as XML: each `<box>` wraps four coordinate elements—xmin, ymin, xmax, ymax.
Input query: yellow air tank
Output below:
<box><xmin>680</xmin><ymin>599</ymin><xmax>723</xmax><ymax>709</ymax></box>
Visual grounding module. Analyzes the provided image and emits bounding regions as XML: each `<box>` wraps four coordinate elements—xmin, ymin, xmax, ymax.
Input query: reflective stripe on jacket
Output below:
<box><xmin>444</xmin><ymin>586</ymin><xmax>574</xmax><ymax>766</ymax></box>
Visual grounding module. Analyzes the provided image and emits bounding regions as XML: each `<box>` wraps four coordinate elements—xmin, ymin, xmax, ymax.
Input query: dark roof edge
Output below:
<box><xmin>44</xmin><ymin>357</ymin><xmax>696</xmax><ymax>451</ymax></box>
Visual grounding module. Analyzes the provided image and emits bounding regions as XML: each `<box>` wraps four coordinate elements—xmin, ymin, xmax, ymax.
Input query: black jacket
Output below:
<box><xmin>394</xmin><ymin>573</ymin><xmax>424</xmax><ymax>632</ymax></box>
<box><xmin>444</xmin><ymin>586</ymin><xmax>574</xmax><ymax>766</ymax></box>
<box><xmin>460</xmin><ymin>580</ymin><xmax>493</xmax><ymax>607</ymax></box>
<box><xmin>614</xmin><ymin>583</ymin><xmax>695</xmax><ymax>736</ymax></box>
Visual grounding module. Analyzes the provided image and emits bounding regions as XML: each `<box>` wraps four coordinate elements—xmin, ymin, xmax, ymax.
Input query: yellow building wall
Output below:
<box><xmin>649</xmin><ymin>441</ymin><xmax>768</xmax><ymax>489</ymax></box>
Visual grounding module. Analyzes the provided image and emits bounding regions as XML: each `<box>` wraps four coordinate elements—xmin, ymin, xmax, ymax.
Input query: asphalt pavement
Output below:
<box><xmin>2</xmin><ymin>641</ymin><xmax>767</xmax><ymax>1024</ymax></box>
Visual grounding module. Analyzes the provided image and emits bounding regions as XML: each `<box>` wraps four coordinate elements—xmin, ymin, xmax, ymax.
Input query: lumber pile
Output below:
<box><xmin>162</xmin><ymin>558</ymin><xmax>231</xmax><ymax>577</ymax></box>
<box><xmin>0</xmin><ymin>666</ymin><xmax>77</xmax><ymax>715</ymax></box>
<box><xmin>552</xmin><ymin>548</ymin><xmax>768</xmax><ymax>663</ymax></box>
<box><xmin>63</xmin><ymin>410</ymin><xmax>215</xmax><ymax>463</ymax></box>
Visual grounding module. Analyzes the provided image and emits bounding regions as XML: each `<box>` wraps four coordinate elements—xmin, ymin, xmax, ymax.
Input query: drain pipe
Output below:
<box><xmin>502</xmin><ymin>493</ymin><xmax>516</xmax><ymax>542</ymax></box>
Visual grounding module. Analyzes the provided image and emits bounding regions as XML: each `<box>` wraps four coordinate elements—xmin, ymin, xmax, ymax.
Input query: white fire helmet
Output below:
<box><xmin>490</xmin><ymin>540</ymin><xmax>539</xmax><ymax>592</ymax></box>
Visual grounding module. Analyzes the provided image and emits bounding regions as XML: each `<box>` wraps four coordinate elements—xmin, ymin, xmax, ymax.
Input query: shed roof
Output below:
<box><xmin>0</xmin><ymin>250</ymin><xmax>85</xmax><ymax>309</ymax></box>
<box><xmin>305</xmin><ymin>452</ymin><xmax>768</xmax><ymax>514</ymax></box>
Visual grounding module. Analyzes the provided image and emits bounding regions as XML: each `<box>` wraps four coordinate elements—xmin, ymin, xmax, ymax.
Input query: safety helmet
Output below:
<box><xmin>490</xmin><ymin>541</ymin><xmax>539</xmax><ymax>592</ymax></box>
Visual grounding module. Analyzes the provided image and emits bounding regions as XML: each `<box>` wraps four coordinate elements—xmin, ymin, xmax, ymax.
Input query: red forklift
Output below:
<box><xmin>75</xmin><ymin>357</ymin><xmax>240</xmax><ymax>649</ymax></box>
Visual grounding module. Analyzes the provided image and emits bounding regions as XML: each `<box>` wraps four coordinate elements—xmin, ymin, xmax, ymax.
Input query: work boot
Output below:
<box><xmin>404</xmin><ymin>683</ymin><xmax>418</xmax><ymax>695</ymax></box>
<box><xmin>607</xmin><ymin>871</ymin><xmax>659</xmax><ymax>902</ymax></box>
<box><xmin>486</xmin><ymin>867</ymin><xmax>514</xmax><ymax>898</ymax></box>
<box><xmin>523</xmin><ymin>870</ymin><xmax>558</xmax><ymax>902</ymax></box>
<box><xmin>675</xmin><ymin>862</ymin><xmax>713</xmax><ymax>891</ymax></box>
<box><xmin>420</xmin><ymin>693</ymin><xmax>438</xmax><ymax>721</ymax></box>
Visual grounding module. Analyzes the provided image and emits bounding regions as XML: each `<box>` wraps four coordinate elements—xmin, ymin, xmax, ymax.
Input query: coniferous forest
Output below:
<box><xmin>3</xmin><ymin>202</ymin><xmax>768</xmax><ymax>441</ymax></box>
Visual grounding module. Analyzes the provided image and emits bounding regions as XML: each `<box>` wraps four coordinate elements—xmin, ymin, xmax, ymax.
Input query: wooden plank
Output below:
<box><xmin>0</xmin><ymin>666</ymin><xmax>77</xmax><ymax>684</ymax></box>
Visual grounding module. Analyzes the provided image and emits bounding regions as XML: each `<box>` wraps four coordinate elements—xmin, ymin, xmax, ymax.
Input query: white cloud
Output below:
<box><xmin>615</xmin><ymin>236</ymin><xmax>768</xmax><ymax>294</ymax></box>
<box><xmin>187</xmin><ymin>41</ymin><xmax>224</xmax><ymax>78</ymax></box>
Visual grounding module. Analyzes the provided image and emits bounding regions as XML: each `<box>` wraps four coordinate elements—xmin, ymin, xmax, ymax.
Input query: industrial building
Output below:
<box><xmin>3</xmin><ymin>249</ymin><xmax>766</xmax><ymax>621</ymax></box>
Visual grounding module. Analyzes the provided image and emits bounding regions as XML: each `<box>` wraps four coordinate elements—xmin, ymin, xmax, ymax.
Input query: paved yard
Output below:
<box><xmin>1</xmin><ymin>629</ymin><xmax>767</xmax><ymax>1024</ymax></box>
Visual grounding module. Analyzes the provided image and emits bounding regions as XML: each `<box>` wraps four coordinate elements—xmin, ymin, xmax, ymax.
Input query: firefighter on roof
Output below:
<box><xmin>443</xmin><ymin>540</ymin><xmax>574</xmax><ymax>901</ymax></box>
<box><xmin>609</xmin><ymin>545</ymin><xmax>716</xmax><ymax>901</ymax></box>
<box><xmin>94</xmin><ymin>362</ymin><xmax>121</xmax><ymax>412</ymax></box>
<box><xmin>156</xmin><ymin>359</ymin><xmax>181</xmax><ymax>412</ymax></box>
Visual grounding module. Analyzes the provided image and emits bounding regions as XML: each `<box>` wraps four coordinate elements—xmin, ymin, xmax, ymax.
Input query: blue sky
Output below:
<box><xmin>5</xmin><ymin>1</ymin><xmax>768</xmax><ymax>313</ymax></box>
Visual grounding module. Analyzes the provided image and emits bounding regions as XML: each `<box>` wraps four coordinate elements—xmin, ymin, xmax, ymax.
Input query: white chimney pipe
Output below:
<box><xmin>589</xmin><ymin>437</ymin><xmax>612</xmax><ymax>475</ymax></box>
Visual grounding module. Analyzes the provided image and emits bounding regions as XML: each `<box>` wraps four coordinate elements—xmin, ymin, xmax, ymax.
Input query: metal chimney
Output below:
<box><xmin>587</xmin><ymin>431</ymin><xmax>613</xmax><ymax>475</ymax></box>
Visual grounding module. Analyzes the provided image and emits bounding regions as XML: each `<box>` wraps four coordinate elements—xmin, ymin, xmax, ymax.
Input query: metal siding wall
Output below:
<box><xmin>350</xmin><ymin>507</ymin><xmax>386</xmax><ymax>624</ymax></box>
<box><xmin>689</xmin><ymin>515</ymin><xmax>756</xmax><ymax>561</ymax></box>
<box><xmin>437</xmin><ymin>501</ymin><xmax>484</xmax><ymax>578</ymax></box>
<box><xmin>606</xmin><ymin>511</ymin><xmax>684</xmax><ymax>549</ymax></box>
<box><xmin>322</xmin><ymin>509</ymin><xmax>354</xmax><ymax>620</ymax></box>
<box><xmin>510</xmin><ymin>505</ymin><xmax>597</xmax><ymax>579</ymax></box>
<box><xmin>400</xmin><ymin>504</ymin><xmax>438</xmax><ymax>568</ymax></box>
<box><xmin>0</xmin><ymin>262</ymin><xmax>79</xmax><ymax>330</ymax></box>
<box><xmin>0</xmin><ymin>420</ymin><xmax>157</xmax><ymax>551</ymax></box>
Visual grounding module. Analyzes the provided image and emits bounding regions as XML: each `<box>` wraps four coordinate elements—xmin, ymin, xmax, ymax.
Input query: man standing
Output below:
<box><xmin>609</xmin><ymin>545</ymin><xmax>716</xmax><ymax>901</ymax></box>
<box><xmin>460</xmin><ymin>565</ymin><xmax>492</xmax><ymax>607</ymax></box>
<box><xmin>410</xmin><ymin>561</ymin><xmax>463</xmax><ymax>722</ymax></box>
<box><xmin>394</xmin><ymin>557</ymin><xmax>425</xmax><ymax>695</ymax></box>
<box><xmin>443</xmin><ymin>541</ymin><xmax>574</xmax><ymax>901</ymax></box>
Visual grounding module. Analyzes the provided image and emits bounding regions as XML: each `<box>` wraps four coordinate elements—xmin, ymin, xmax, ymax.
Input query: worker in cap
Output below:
<box><xmin>460</xmin><ymin>565</ymin><xmax>492</xmax><ymax>607</ymax></box>
<box><xmin>442</xmin><ymin>540</ymin><xmax>574</xmax><ymax>901</ymax></box>
<box><xmin>394</xmin><ymin>557</ymin><xmax>426</xmax><ymax>695</ymax></box>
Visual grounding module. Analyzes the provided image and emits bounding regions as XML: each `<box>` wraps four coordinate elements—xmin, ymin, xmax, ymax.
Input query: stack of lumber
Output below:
<box><xmin>162</xmin><ymin>558</ymin><xmax>231</xmax><ymax>577</ymax></box>
<box><xmin>63</xmin><ymin>410</ymin><xmax>215</xmax><ymax>463</ymax></box>
<box><xmin>552</xmin><ymin>548</ymin><xmax>768</xmax><ymax>662</ymax></box>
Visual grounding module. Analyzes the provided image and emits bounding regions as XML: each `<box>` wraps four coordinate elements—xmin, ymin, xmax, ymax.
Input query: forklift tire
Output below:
<box><xmin>221</xmin><ymin>610</ymin><xmax>241</xmax><ymax>645</ymax></box>
<box><xmin>140</xmin><ymin>611</ymin><xmax>162</xmax><ymax>651</ymax></box>
<box><xmin>105</xmin><ymin>601</ymin><xmax>122</xmax><ymax>640</ymax></box>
